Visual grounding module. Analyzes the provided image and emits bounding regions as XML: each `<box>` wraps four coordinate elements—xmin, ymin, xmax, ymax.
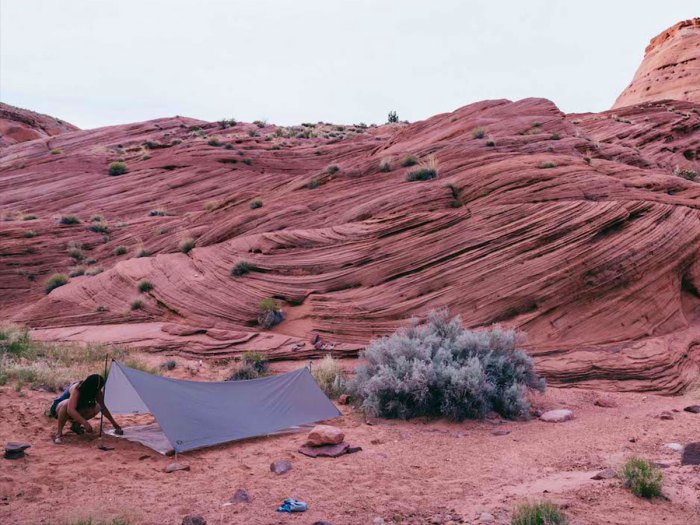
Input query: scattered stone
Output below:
<box><xmin>346</xmin><ymin>446</ymin><xmax>363</xmax><ymax>454</ymax></box>
<box><xmin>664</xmin><ymin>442</ymin><xmax>684</xmax><ymax>452</ymax></box>
<box><xmin>299</xmin><ymin>442</ymin><xmax>349</xmax><ymax>458</ymax></box>
<box><xmin>270</xmin><ymin>459</ymin><xmax>292</xmax><ymax>474</ymax></box>
<box><xmin>479</xmin><ymin>512</ymin><xmax>495</xmax><ymax>522</ymax></box>
<box><xmin>370</xmin><ymin>439</ymin><xmax>383</xmax><ymax>445</ymax></box>
<box><xmin>373</xmin><ymin>518</ymin><xmax>385</xmax><ymax>525</ymax></box>
<box><xmin>312</xmin><ymin>522</ymin><xmax>333</xmax><ymax>525</ymax></box>
<box><xmin>338</xmin><ymin>394</ymin><xmax>351</xmax><ymax>405</ymax></box>
<box><xmin>591</xmin><ymin>468</ymin><xmax>615</xmax><ymax>480</ymax></box>
<box><xmin>658</xmin><ymin>411</ymin><xmax>674</xmax><ymax>420</ymax></box>
<box><xmin>594</xmin><ymin>397</ymin><xmax>618</xmax><ymax>408</ymax></box>
<box><xmin>138</xmin><ymin>454</ymin><xmax>150</xmax><ymax>461</ymax></box>
<box><xmin>230</xmin><ymin>489</ymin><xmax>251</xmax><ymax>504</ymax></box>
<box><xmin>306</xmin><ymin>425</ymin><xmax>345</xmax><ymax>446</ymax></box>
<box><xmin>491</xmin><ymin>429</ymin><xmax>511</xmax><ymax>436</ymax></box>
<box><xmin>182</xmin><ymin>515</ymin><xmax>206</xmax><ymax>525</ymax></box>
<box><xmin>539</xmin><ymin>409</ymin><xmax>573</xmax><ymax>423</ymax></box>
<box><xmin>4</xmin><ymin>442</ymin><xmax>31</xmax><ymax>460</ymax></box>
<box><xmin>652</xmin><ymin>462</ymin><xmax>672</xmax><ymax>469</ymax></box>
<box><xmin>682</xmin><ymin>442</ymin><xmax>700</xmax><ymax>465</ymax></box>
<box><xmin>165</xmin><ymin>462</ymin><xmax>190</xmax><ymax>473</ymax></box>
<box><xmin>684</xmin><ymin>405</ymin><xmax>700</xmax><ymax>414</ymax></box>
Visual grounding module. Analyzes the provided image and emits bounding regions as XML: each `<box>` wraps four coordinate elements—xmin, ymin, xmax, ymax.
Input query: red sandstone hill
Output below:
<box><xmin>2</xmin><ymin>21</ymin><xmax>700</xmax><ymax>394</ymax></box>
<box><xmin>614</xmin><ymin>18</ymin><xmax>700</xmax><ymax>108</ymax></box>
<box><xmin>0</xmin><ymin>102</ymin><xmax>78</xmax><ymax>147</ymax></box>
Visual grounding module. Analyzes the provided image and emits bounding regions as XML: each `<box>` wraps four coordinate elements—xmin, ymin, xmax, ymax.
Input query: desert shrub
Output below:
<box><xmin>179</xmin><ymin>238</ymin><xmax>195</xmax><ymax>254</ymax></box>
<box><xmin>253</xmin><ymin>120</ymin><xmax>266</xmax><ymax>128</ymax></box>
<box><xmin>0</xmin><ymin>325</ymin><xmax>32</xmax><ymax>357</ymax></box>
<box><xmin>242</xmin><ymin>158</ymin><xmax>252</xmax><ymax>165</ymax></box>
<box><xmin>50</xmin><ymin>148</ymin><xmax>62</xmax><ymax>155</ymax></box>
<box><xmin>160</xmin><ymin>359</ymin><xmax>177</xmax><ymax>371</ymax></box>
<box><xmin>45</xmin><ymin>274</ymin><xmax>69</xmax><ymax>294</ymax></box>
<box><xmin>22</xmin><ymin>214</ymin><xmax>37</xmax><ymax>220</ymax></box>
<box><xmin>148</xmin><ymin>209</ymin><xmax>169</xmax><ymax>217</ymax></box>
<box><xmin>620</xmin><ymin>457</ymin><xmax>663</xmax><ymax>499</ymax></box>
<box><xmin>130</xmin><ymin>299</ymin><xmax>144</xmax><ymax>310</ymax></box>
<box><xmin>406</xmin><ymin>155</ymin><xmax>439</xmax><ymax>182</ymax></box>
<box><xmin>312</xmin><ymin>355</ymin><xmax>347</xmax><ymax>398</ymax></box>
<box><xmin>532</xmin><ymin>122</ymin><xmax>542</xmax><ymax>128</ymax></box>
<box><xmin>258</xmin><ymin>298</ymin><xmax>284</xmax><ymax>329</ymax></box>
<box><xmin>207</xmin><ymin>137</ymin><xmax>222</xmax><ymax>147</ymax></box>
<box><xmin>471</xmin><ymin>127</ymin><xmax>486</xmax><ymax>139</ymax></box>
<box><xmin>350</xmin><ymin>309</ymin><xmax>545</xmax><ymax>421</ymax></box>
<box><xmin>89</xmin><ymin>223</ymin><xmax>109</xmax><ymax>234</ymax></box>
<box><xmin>68</xmin><ymin>248</ymin><xmax>84</xmax><ymax>261</ymax></box>
<box><xmin>60</xmin><ymin>215</ymin><xmax>81</xmax><ymax>225</ymax></box>
<box><xmin>135</xmin><ymin>247</ymin><xmax>149</xmax><ymax>258</ymax></box>
<box><xmin>108</xmin><ymin>162</ymin><xmax>127</xmax><ymax>176</ymax></box>
<box><xmin>114</xmin><ymin>246</ymin><xmax>127</xmax><ymax>256</ymax></box>
<box><xmin>171</xmin><ymin>139</ymin><xmax>182</xmax><ymax>146</ymax></box>
<box><xmin>400</xmin><ymin>155</ymin><xmax>419</xmax><ymax>167</ymax></box>
<box><xmin>307</xmin><ymin>179</ymin><xmax>321</xmax><ymax>189</ymax></box>
<box><xmin>231</xmin><ymin>261</ymin><xmax>256</xmax><ymax>277</ymax></box>
<box><xmin>379</xmin><ymin>158</ymin><xmax>391</xmax><ymax>172</ymax></box>
<box><xmin>227</xmin><ymin>351</ymin><xmax>268</xmax><ymax>381</ymax></box>
<box><xmin>69</xmin><ymin>266</ymin><xmax>85</xmax><ymax>278</ymax></box>
<box><xmin>247</xmin><ymin>129</ymin><xmax>259</xmax><ymax>138</ymax></box>
<box><xmin>250</xmin><ymin>199</ymin><xmax>263</xmax><ymax>209</ymax></box>
<box><xmin>23</xmin><ymin>231</ymin><xmax>36</xmax><ymax>238</ymax></box>
<box><xmin>539</xmin><ymin>162</ymin><xmax>557</xmax><ymax>169</ymax></box>
<box><xmin>91</xmin><ymin>215</ymin><xmax>104</xmax><ymax>222</ymax></box>
<box><xmin>137</xmin><ymin>280</ymin><xmax>153</xmax><ymax>293</ymax></box>
<box><xmin>142</xmin><ymin>155</ymin><xmax>152</xmax><ymax>160</ymax></box>
<box><xmin>84</xmin><ymin>267</ymin><xmax>103</xmax><ymax>276</ymax></box>
<box><xmin>218</xmin><ymin>118</ymin><xmax>237</xmax><ymax>129</ymax></box>
<box><xmin>387</xmin><ymin>110</ymin><xmax>399</xmax><ymax>123</ymax></box>
<box><xmin>673</xmin><ymin>167</ymin><xmax>698</xmax><ymax>181</ymax></box>
<box><xmin>511</xmin><ymin>501</ymin><xmax>567</xmax><ymax>525</ymax></box>
<box><xmin>486</xmin><ymin>140</ymin><xmax>496</xmax><ymax>147</ymax></box>
<box><xmin>327</xmin><ymin>165</ymin><xmax>340</xmax><ymax>175</ymax></box>
<box><xmin>550</xmin><ymin>133</ymin><xmax>561</xmax><ymax>140</ymax></box>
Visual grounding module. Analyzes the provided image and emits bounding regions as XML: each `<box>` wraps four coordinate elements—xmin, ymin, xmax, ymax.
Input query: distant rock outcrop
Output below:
<box><xmin>613</xmin><ymin>19</ymin><xmax>700</xmax><ymax>108</ymax></box>
<box><xmin>0</xmin><ymin>102</ymin><xmax>77</xmax><ymax>146</ymax></box>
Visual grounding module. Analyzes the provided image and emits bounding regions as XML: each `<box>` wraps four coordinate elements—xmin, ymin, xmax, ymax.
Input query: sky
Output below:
<box><xmin>0</xmin><ymin>1</ymin><xmax>697</xmax><ymax>130</ymax></box>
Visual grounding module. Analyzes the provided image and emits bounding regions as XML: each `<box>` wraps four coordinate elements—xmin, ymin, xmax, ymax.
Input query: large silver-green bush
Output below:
<box><xmin>351</xmin><ymin>309</ymin><xmax>545</xmax><ymax>420</ymax></box>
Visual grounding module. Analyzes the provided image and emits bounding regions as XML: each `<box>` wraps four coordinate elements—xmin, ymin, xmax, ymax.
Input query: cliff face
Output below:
<box><xmin>613</xmin><ymin>19</ymin><xmax>700</xmax><ymax>109</ymax></box>
<box><xmin>0</xmin><ymin>102</ymin><xmax>78</xmax><ymax>147</ymax></box>
<box><xmin>2</xmin><ymin>21</ymin><xmax>700</xmax><ymax>393</ymax></box>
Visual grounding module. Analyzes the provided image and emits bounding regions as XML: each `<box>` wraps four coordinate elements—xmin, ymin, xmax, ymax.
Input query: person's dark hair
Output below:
<box><xmin>78</xmin><ymin>374</ymin><xmax>105</xmax><ymax>402</ymax></box>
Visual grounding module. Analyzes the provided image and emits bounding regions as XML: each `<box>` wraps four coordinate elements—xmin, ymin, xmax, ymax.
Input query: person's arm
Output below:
<box><xmin>96</xmin><ymin>390</ymin><xmax>123</xmax><ymax>434</ymax></box>
<box><xmin>67</xmin><ymin>387</ymin><xmax>93</xmax><ymax>433</ymax></box>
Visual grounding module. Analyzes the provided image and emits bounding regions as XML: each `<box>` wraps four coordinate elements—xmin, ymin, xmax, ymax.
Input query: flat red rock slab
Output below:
<box><xmin>164</xmin><ymin>462</ymin><xmax>190</xmax><ymax>473</ymax></box>
<box><xmin>298</xmin><ymin>442</ymin><xmax>350</xmax><ymax>458</ymax></box>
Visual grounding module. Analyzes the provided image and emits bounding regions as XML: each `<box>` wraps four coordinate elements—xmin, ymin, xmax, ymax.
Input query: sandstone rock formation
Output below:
<box><xmin>613</xmin><ymin>19</ymin><xmax>700</xmax><ymax>108</ymax></box>
<box><xmin>2</xmin><ymin>21</ymin><xmax>700</xmax><ymax>393</ymax></box>
<box><xmin>0</xmin><ymin>102</ymin><xmax>77</xmax><ymax>147</ymax></box>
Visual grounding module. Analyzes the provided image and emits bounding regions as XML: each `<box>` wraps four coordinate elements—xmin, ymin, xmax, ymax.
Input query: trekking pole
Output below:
<box><xmin>97</xmin><ymin>354</ymin><xmax>113</xmax><ymax>451</ymax></box>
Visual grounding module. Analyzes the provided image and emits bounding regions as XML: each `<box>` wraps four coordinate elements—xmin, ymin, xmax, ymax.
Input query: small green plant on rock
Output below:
<box><xmin>45</xmin><ymin>274</ymin><xmax>69</xmax><ymax>294</ymax></box>
<box><xmin>137</xmin><ymin>280</ymin><xmax>153</xmax><ymax>293</ymax></box>
<box><xmin>249</xmin><ymin>199</ymin><xmax>263</xmax><ymax>209</ymax></box>
<box><xmin>231</xmin><ymin>261</ymin><xmax>256</xmax><ymax>276</ymax></box>
<box><xmin>406</xmin><ymin>155</ymin><xmax>439</xmax><ymax>182</ymax></box>
<box><xmin>400</xmin><ymin>155</ymin><xmax>418</xmax><ymax>167</ymax></box>
<box><xmin>108</xmin><ymin>162</ymin><xmax>127</xmax><ymax>176</ymax></box>
<box><xmin>539</xmin><ymin>161</ymin><xmax>557</xmax><ymax>169</ymax></box>
<box><xmin>114</xmin><ymin>246</ymin><xmax>127</xmax><ymax>256</ymax></box>
<box><xmin>59</xmin><ymin>215</ymin><xmax>81</xmax><ymax>225</ymax></box>
<box><xmin>471</xmin><ymin>127</ymin><xmax>486</xmax><ymax>139</ymax></box>
<box><xmin>130</xmin><ymin>299</ymin><xmax>144</xmax><ymax>310</ymax></box>
<box><xmin>178</xmin><ymin>238</ymin><xmax>195</xmax><ymax>254</ymax></box>
<box><xmin>227</xmin><ymin>351</ymin><xmax>269</xmax><ymax>381</ymax></box>
<box><xmin>258</xmin><ymin>297</ymin><xmax>284</xmax><ymax>329</ymax></box>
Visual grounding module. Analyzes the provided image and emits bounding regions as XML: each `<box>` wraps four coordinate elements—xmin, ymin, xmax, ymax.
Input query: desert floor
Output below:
<box><xmin>1</xmin><ymin>357</ymin><xmax>699</xmax><ymax>525</ymax></box>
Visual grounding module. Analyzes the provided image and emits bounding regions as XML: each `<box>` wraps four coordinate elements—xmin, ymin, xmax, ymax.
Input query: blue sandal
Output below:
<box><xmin>276</xmin><ymin>498</ymin><xmax>308</xmax><ymax>513</ymax></box>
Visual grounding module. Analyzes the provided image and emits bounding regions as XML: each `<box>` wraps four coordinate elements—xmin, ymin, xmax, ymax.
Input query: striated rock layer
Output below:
<box><xmin>3</xmin><ymin>20</ymin><xmax>700</xmax><ymax>393</ymax></box>
<box><xmin>0</xmin><ymin>102</ymin><xmax>77</xmax><ymax>147</ymax></box>
<box><xmin>613</xmin><ymin>18</ymin><xmax>700</xmax><ymax>109</ymax></box>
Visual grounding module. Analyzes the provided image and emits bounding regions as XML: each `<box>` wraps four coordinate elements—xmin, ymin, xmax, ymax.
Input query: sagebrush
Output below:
<box><xmin>511</xmin><ymin>501</ymin><xmax>567</xmax><ymax>525</ymax></box>
<box><xmin>620</xmin><ymin>457</ymin><xmax>663</xmax><ymax>499</ymax></box>
<box><xmin>350</xmin><ymin>309</ymin><xmax>544</xmax><ymax>420</ymax></box>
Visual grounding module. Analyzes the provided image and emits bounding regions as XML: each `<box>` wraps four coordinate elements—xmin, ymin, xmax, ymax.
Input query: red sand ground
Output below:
<box><xmin>1</xmin><ymin>357</ymin><xmax>699</xmax><ymax>525</ymax></box>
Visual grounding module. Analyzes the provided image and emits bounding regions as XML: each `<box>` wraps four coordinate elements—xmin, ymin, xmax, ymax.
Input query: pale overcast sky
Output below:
<box><xmin>1</xmin><ymin>1</ymin><xmax>697</xmax><ymax>129</ymax></box>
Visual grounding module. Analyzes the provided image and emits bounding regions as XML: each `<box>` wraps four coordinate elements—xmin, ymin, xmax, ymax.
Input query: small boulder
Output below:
<box><xmin>479</xmin><ymin>512</ymin><xmax>495</xmax><ymax>523</ymax></box>
<box><xmin>539</xmin><ymin>409</ymin><xmax>573</xmax><ymax>423</ymax></box>
<box><xmin>270</xmin><ymin>459</ymin><xmax>292</xmax><ymax>475</ymax></box>
<box><xmin>165</xmin><ymin>462</ymin><xmax>190</xmax><ymax>473</ymax></box>
<box><xmin>299</xmin><ymin>442</ymin><xmax>349</xmax><ymax>458</ymax></box>
<box><xmin>664</xmin><ymin>442</ymin><xmax>684</xmax><ymax>452</ymax></box>
<box><xmin>491</xmin><ymin>429</ymin><xmax>511</xmax><ymax>436</ymax></box>
<box><xmin>182</xmin><ymin>515</ymin><xmax>206</xmax><ymax>525</ymax></box>
<box><xmin>230</xmin><ymin>489</ymin><xmax>251</xmax><ymax>504</ymax></box>
<box><xmin>682</xmin><ymin>442</ymin><xmax>700</xmax><ymax>465</ymax></box>
<box><xmin>591</xmin><ymin>468</ymin><xmax>615</xmax><ymax>480</ymax></box>
<box><xmin>658</xmin><ymin>411</ymin><xmax>674</xmax><ymax>420</ymax></box>
<box><xmin>684</xmin><ymin>405</ymin><xmax>700</xmax><ymax>414</ymax></box>
<box><xmin>312</xmin><ymin>522</ymin><xmax>333</xmax><ymax>525</ymax></box>
<box><xmin>306</xmin><ymin>425</ymin><xmax>345</xmax><ymax>446</ymax></box>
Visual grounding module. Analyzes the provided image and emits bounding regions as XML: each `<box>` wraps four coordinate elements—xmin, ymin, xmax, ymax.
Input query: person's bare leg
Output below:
<box><xmin>54</xmin><ymin>400</ymin><xmax>69</xmax><ymax>443</ymax></box>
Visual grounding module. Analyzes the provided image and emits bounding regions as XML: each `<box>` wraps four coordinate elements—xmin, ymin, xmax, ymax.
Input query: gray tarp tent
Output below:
<box><xmin>104</xmin><ymin>360</ymin><xmax>341</xmax><ymax>453</ymax></box>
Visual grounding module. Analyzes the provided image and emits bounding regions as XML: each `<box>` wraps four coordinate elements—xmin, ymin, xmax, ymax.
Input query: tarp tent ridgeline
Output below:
<box><xmin>104</xmin><ymin>361</ymin><xmax>341</xmax><ymax>453</ymax></box>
